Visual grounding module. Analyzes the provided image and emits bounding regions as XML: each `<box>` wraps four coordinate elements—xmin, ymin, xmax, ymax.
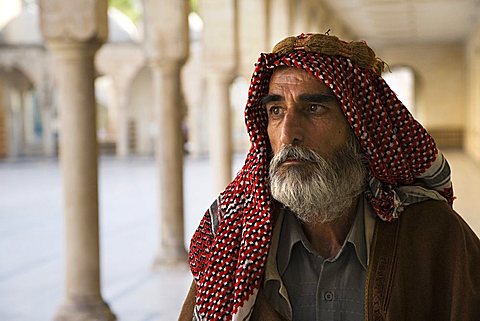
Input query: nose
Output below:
<box><xmin>280</xmin><ymin>111</ymin><xmax>304</xmax><ymax>146</ymax></box>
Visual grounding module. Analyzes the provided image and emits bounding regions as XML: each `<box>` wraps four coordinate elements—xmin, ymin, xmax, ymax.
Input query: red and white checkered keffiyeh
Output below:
<box><xmin>189</xmin><ymin>43</ymin><xmax>454</xmax><ymax>321</ymax></box>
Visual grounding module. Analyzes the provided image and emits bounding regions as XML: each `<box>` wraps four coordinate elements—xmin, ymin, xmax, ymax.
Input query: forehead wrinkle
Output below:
<box><xmin>270</xmin><ymin>67</ymin><xmax>329</xmax><ymax>92</ymax></box>
<box><xmin>270</xmin><ymin>72</ymin><xmax>305</xmax><ymax>85</ymax></box>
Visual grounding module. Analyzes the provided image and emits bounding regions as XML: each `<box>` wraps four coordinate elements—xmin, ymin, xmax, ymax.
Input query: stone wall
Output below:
<box><xmin>465</xmin><ymin>23</ymin><xmax>480</xmax><ymax>162</ymax></box>
<box><xmin>379</xmin><ymin>43</ymin><xmax>467</xmax><ymax>149</ymax></box>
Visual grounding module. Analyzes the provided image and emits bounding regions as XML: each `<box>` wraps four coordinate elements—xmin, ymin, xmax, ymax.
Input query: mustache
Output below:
<box><xmin>270</xmin><ymin>145</ymin><xmax>324</xmax><ymax>170</ymax></box>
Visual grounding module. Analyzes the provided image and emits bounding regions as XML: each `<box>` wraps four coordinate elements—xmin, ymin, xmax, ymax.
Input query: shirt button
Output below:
<box><xmin>324</xmin><ymin>291</ymin><xmax>334</xmax><ymax>302</ymax></box>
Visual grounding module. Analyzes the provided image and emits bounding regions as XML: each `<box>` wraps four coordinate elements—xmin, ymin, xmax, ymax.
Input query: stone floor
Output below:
<box><xmin>0</xmin><ymin>151</ymin><xmax>479</xmax><ymax>321</ymax></box>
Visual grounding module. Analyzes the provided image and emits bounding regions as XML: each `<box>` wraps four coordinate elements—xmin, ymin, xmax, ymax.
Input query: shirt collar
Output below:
<box><xmin>276</xmin><ymin>209</ymin><xmax>307</xmax><ymax>275</ymax></box>
<box><xmin>346</xmin><ymin>196</ymin><xmax>368</xmax><ymax>270</ymax></box>
<box><xmin>276</xmin><ymin>196</ymin><xmax>368</xmax><ymax>275</ymax></box>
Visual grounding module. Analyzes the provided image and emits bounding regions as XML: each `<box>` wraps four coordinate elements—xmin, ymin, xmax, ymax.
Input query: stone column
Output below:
<box><xmin>292</xmin><ymin>0</ymin><xmax>318</xmax><ymax>34</ymax></box>
<box><xmin>292</xmin><ymin>0</ymin><xmax>305</xmax><ymax>35</ymax></box>
<box><xmin>39</xmin><ymin>1</ymin><xmax>115</xmax><ymax>320</ymax></box>
<box><xmin>151</xmin><ymin>61</ymin><xmax>187</xmax><ymax>265</ymax></box>
<box><xmin>0</xmin><ymin>84</ymin><xmax>6</xmax><ymax>158</ymax></box>
<box><xmin>23</xmin><ymin>92</ymin><xmax>36</xmax><ymax>148</ymax></box>
<box><xmin>200</xmin><ymin>0</ymin><xmax>238</xmax><ymax>193</ymax></box>
<box><xmin>38</xmin><ymin>85</ymin><xmax>56</xmax><ymax>157</ymax></box>
<box><xmin>143</xmin><ymin>0</ymin><xmax>190</xmax><ymax>266</ymax></box>
<box><xmin>41</xmin><ymin>105</ymin><xmax>55</xmax><ymax>157</ymax></box>
<box><xmin>238</xmin><ymin>0</ymin><xmax>270</xmax><ymax>77</ymax></box>
<box><xmin>113</xmin><ymin>84</ymin><xmax>130</xmax><ymax>158</ymax></box>
<box><xmin>304</xmin><ymin>0</ymin><xmax>317</xmax><ymax>33</ymax></box>
<box><xmin>206</xmin><ymin>72</ymin><xmax>234</xmax><ymax>192</ymax></box>
<box><xmin>269</xmin><ymin>0</ymin><xmax>294</xmax><ymax>47</ymax></box>
<box><xmin>313</xmin><ymin>3</ymin><xmax>332</xmax><ymax>35</ymax></box>
<box><xmin>8</xmin><ymin>89</ymin><xmax>24</xmax><ymax>158</ymax></box>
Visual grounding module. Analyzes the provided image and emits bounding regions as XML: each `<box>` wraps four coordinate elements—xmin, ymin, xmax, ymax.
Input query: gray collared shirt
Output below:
<box><xmin>264</xmin><ymin>197</ymin><xmax>368</xmax><ymax>321</ymax></box>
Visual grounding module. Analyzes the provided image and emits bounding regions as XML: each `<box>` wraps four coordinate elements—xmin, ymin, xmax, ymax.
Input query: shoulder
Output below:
<box><xmin>397</xmin><ymin>199</ymin><xmax>480</xmax><ymax>253</ymax></box>
<box><xmin>401</xmin><ymin>200</ymin><xmax>473</xmax><ymax>233</ymax></box>
<box><xmin>402</xmin><ymin>199</ymin><xmax>458</xmax><ymax>222</ymax></box>
<box><xmin>388</xmin><ymin>200</ymin><xmax>480</xmax><ymax>317</ymax></box>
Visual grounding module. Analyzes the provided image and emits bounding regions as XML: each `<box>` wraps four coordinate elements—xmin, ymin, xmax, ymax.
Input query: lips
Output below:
<box><xmin>281</xmin><ymin>158</ymin><xmax>305</xmax><ymax>165</ymax></box>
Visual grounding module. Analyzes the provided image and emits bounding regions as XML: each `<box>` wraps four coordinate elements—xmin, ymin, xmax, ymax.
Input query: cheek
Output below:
<box><xmin>332</xmin><ymin>124</ymin><xmax>350</xmax><ymax>148</ymax></box>
<box><xmin>309</xmin><ymin>122</ymin><xmax>347</xmax><ymax>150</ymax></box>
<box><xmin>267</xmin><ymin>125</ymin><xmax>279</xmax><ymax>153</ymax></box>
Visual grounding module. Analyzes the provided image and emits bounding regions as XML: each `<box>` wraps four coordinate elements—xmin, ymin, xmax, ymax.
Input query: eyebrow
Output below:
<box><xmin>298</xmin><ymin>93</ymin><xmax>336</xmax><ymax>103</ymax></box>
<box><xmin>261</xmin><ymin>94</ymin><xmax>282</xmax><ymax>105</ymax></box>
<box><xmin>261</xmin><ymin>92</ymin><xmax>336</xmax><ymax>105</ymax></box>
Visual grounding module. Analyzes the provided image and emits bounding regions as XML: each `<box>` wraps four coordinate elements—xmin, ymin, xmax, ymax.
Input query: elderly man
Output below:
<box><xmin>179</xmin><ymin>33</ymin><xmax>480</xmax><ymax>321</ymax></box>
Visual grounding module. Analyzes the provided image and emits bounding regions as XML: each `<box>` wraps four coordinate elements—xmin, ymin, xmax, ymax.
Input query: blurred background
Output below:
<box><xmin>0</xmin><ymin>0</ymin><xmax>479</xmax><ymax>320</ymax></box>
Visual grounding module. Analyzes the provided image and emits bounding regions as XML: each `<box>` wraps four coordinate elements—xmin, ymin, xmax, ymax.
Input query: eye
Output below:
<box><xmin>269</xmin><ymin>106</ymin><xmax>281</xmax><ymax>115</ymax></box>
<box><xmin>308</xmin><ymin>104</ymin><xmax>324</xmax><ymax>113</ymax></box>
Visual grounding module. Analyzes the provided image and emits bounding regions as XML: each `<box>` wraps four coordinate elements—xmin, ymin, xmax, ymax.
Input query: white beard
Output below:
<box><xmin>269</xmin><ymin>135</ymin><xmax>366</xmax><ymax>224</ymax></box>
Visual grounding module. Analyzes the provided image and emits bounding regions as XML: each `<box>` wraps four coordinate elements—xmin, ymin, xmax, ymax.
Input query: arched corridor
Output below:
<box><xmin>0</xmin><ymin>0</ymin><xmax>479</xmax><ymax>320</ymax></box>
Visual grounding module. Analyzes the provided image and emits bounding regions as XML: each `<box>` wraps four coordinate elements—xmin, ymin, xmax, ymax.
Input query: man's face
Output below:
<box><xmin>265</xmin><ymin>67</ymin><xmax>366</xmax><ymax>223</ymax></box>
<box><xmin>264</xmin><ymin>67</ymin><xmax>351</xmax><ymax>159</ymax></box>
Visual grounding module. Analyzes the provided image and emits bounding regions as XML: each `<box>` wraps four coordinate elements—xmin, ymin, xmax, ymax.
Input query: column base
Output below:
<box><xmin>54</xmin><ymin>295</ymin><xmax>116</xmax><ymax>321</ymax></box>
<box><xmin>152</xmin><ymin>247</ymin><xmax>188</xmax><ymax>269</ymax></box>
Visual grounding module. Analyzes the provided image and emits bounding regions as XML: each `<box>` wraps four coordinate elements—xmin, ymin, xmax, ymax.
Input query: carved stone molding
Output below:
<box><xmin>39</xmin><ymin>0</ymin><xmax>108</xmax><ymax>44</ymax></box>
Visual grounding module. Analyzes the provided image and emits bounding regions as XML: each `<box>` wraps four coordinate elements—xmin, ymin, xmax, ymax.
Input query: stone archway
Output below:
<box><xmin>128</xmin><ymin>65</ymin><xmax>155</xmax><ymax>155</ymax></box>
<box><xmin>0</xmin><ymin>66</ymin><xmax>43</xmax><ymax>158</ymax></box>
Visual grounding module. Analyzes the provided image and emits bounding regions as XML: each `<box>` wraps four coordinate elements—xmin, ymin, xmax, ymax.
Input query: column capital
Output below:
<box><xmin>143</xmin><ymin>0</ymin><xmax>189</xmax><ymax>63</ymax></box>
<box><xmin>45</xmin><ymin>42</ymin><xmax>103</xmax><ymax>60</ymax></box>
<box><xmin>204</xmin><ymin>68</ymin><xmax>236</xmax><ymax>85</ymax></box>
<box><xmin>147</xmin><ymin>57</ymin><xmax>186</xmax><ymax>72</ymax></box>
<box><xmin>39</xmin><ymin>0</ymin><xmax>108</xmax><ymax>45</ymax></box>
